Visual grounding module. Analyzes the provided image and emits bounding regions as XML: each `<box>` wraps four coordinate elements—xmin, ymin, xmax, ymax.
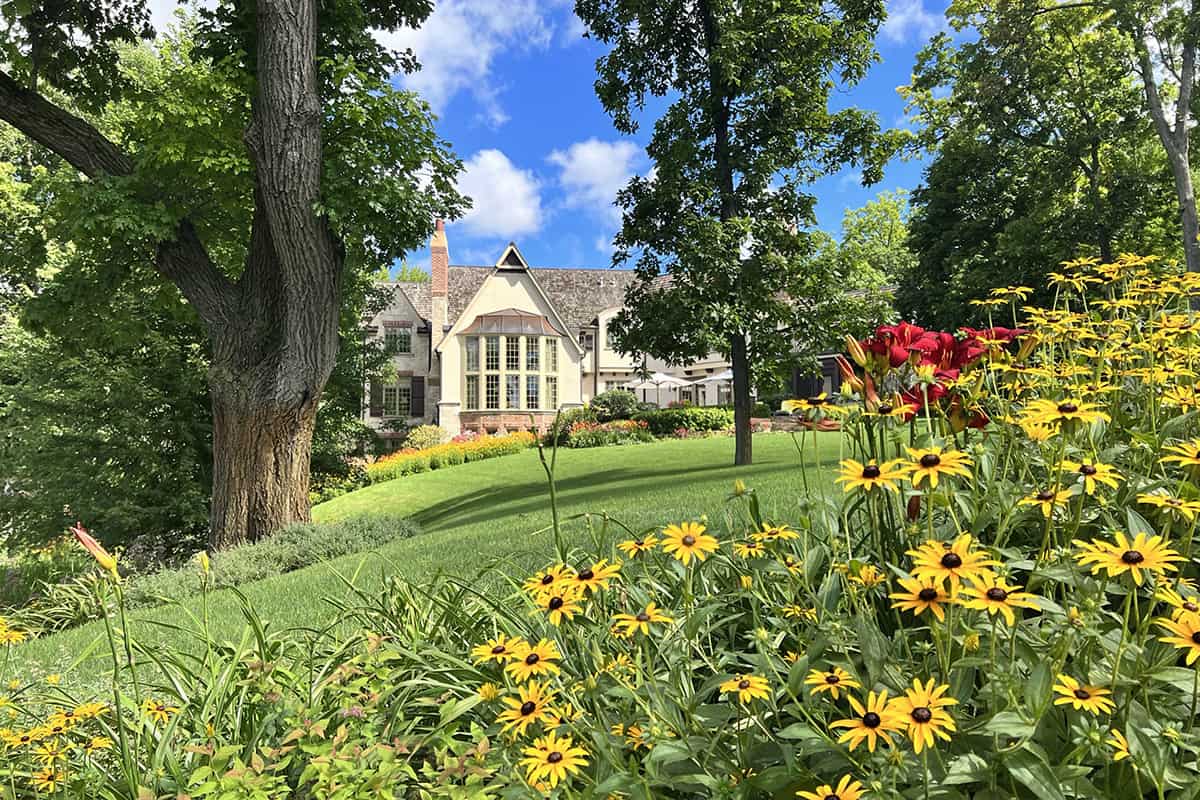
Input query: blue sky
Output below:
<box><xmin>150</xmin><ymin>0</ymin><xmax>950</xmax><ymax>272</ymax></box>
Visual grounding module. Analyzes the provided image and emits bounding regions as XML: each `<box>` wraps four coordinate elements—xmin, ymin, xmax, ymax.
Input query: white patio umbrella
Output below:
<box><xmin>626</xmin><ymin>371</ymin><xmax>691</xmax><ymax>407</ymax></box>
<box><xmin>694</xmin><ymin>369</ymin><xmax>733</xmax><ymax>406</ymax></box>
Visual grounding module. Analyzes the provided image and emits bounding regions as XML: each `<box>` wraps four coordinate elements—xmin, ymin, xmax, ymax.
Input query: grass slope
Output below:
<box><xmin>12</xmin><ymin>434</ymin><xmax>839</xmax><ymax>682</ymax></box>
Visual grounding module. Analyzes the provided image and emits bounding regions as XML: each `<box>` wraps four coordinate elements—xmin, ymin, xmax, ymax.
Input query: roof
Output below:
<box><xmin>459</xmin><ymin>308</ymin><xmax>563</xmax><ymax>336</ymax></box>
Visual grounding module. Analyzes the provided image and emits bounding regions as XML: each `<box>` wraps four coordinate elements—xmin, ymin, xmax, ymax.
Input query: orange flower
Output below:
<box><xmin>71</xmin><ymin>523</ymin><xmax>118</xmax><ymax>578</ymax></box>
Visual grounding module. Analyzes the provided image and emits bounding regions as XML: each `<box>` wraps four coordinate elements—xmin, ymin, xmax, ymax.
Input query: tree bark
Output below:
<box><xmin>730</xmin><ymin>332</ymin><xmax>753</xmax><ymax>467</ymax></box>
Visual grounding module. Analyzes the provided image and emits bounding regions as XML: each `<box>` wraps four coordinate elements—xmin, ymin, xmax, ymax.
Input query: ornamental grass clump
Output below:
<box><xmin>7</xmin><ymin>254</ymin><xmax>1200</xmax><ymax>798</ymax></box>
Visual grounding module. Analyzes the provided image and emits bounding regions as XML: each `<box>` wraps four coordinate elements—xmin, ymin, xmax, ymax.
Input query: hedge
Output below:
<box><xmin>632</xmin><ymin>406</ymin><xmax>735</xmax><ymax>436</ymax></box>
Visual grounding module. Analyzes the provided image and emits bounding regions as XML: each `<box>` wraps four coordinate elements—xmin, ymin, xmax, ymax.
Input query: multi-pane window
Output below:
<box><xmin>462</xmin><ymin>333</ymin><xmax>561</xmax><ymax>411</ymax></box>
<box><xmin>382</xmin><ymin>378</ymin><xmax>412</xmax><ymax>417</ymax></box>
<box><xmin>385</xmin><ymin>327</ymin><xmax>412</xmax><ymax>354</ymax></box>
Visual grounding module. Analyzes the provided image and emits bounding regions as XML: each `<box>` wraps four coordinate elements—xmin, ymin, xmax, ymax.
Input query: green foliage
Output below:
<box><xmin>563</xmin><ymin>419</ymin><xmax>655</xmax><ymax>448</ymax></box>
<box><xmin>392</xmin><ymin>261</ymin><xmax>430</xmax><ymax>282</ymax></box>
<box><xmin>634</xmin><ymin>406</ymin><xmax>735</xmax><ymax>436</ymax></box>
<box><xmin>365</xmin><ymin>432</ymin><xmax>537</xmax><ymax>484</ymax></box>
<box><xmin>403</xmin><ymin>424</ymin><xmax>449</xmax><ymax>450</ymax></box>
<box><xmin>589</xmin><ymin>388</ymin><xmax>640</xmax><ymax>422</ymax></box>
<box><xmin>0</xmin><ymin>537</ymin><xmax>93</xmax><ymax>609</ymax></box>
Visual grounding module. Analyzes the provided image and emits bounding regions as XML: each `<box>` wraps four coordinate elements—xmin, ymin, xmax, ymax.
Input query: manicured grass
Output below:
<box><xmin>10</xmin><ymin>433</ymin><xmax>840</xmax><ymax>684</ymax></box>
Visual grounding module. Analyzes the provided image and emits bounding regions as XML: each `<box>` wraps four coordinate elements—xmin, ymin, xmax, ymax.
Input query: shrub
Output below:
<box><xmin>589</xmin><ymin>388</ymin><xmax>640</xmax><ymax>421</ymax></box>
<box><xmin>542</xmin><ymin>406</ymin><xmax>597</xmax><ymax>445</ymax></box>
<box><xmin>403</xmin><ymin>424</ymin><xmax>449</xmax><ymax>450</ymax></box>
<box><xmin>634</xmin><ymin>405</ymin><xmax>735</xmax><ymax>436</ymax></box>
<box><xmin>564</xmin><ymin>418</ymin><xmax>655</xmax><ymax>447</ymax></box>
<box><xmin>0</xmin><ymin>537</ymin><xmax>93</xmax><ymax>610</ymax></box>
<box><xmin>365</xmin><ymin>431</ymin><xmax>536</xmax><ymax>483</ymax></box>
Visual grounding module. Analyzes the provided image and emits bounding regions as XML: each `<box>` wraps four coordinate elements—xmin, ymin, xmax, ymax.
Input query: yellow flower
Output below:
<box><xmin>519</xmin><ymin>730</ymin><xmax>588</xmax><ymax>788</ymax></box>
<box><xmin>908</xmin><ymin>534</ymin><xmax>998</xmax><ymax>590</ymax></box>
<box><xmin>890</xmin><ymin>576</ymin><xmax>954</xmax><ymax>622</ymax></box>
<box><xmin>1060</xmin><ymin>459</ymin><xmax>1121</xmax><ymax>495</ymax></box>
<box><xmin>784</xmin><ymin>393</ymin><xmax>849</xmax><ymax>416</ymax></box>
<box><xmin>1157</xmin><ymin>585</ymin><xmax>1200</xmax><ymax>623</ymax></box>
<box><xmin>523</xmin><ymin>563</ymin><xmax>575</xmax><ymax>599</ymax></box>
<box><xmin>752</xmin><ymin>523</ymin><xmax>800</xmax><ymax>542</ymax></box>
<box><xmin>44</xmin><ymin>674</ymin><xmax>61</xmax><ymax>686</ymax></box>
<box><xmin>506</xmin><ymin>639</ymin><xmax>562</xmax><ymax>682</ymax></box>
<box><xmin>1073</xmin><ymin>532</ymin><xmax>1183</xmax><ymax>585</ymax></box>
<box><xmin>616</xmin><ymin>535</ymin><xmax>658</xmax><ymax>557</ymax></box>
<box><xmin>958</xmin><ymin>574</ymin><xmax>1039</xmax><ymax>626</ymax></box>
<box><xmin>477</xmin><ymin>682</ymin><xmax>502</xmax><ymax>702</ymax></box>
<box><xmin>1108</xmin><ymin>729</ymin><xmax>1130</xmax><ymax>761</ymax></box>
<box><xmin>31</xmin><ymin>768</ymin><xmax>64</xmax><ymax>793</ymax></box>
<box><xmin>0</xmin><ymin>627</ymin><xmax>28</xmax><ymax>646</ymax></box>
<box><xmin>797</xmin><ymin>775</ymin><xmax>864</xmax><ymax>800</ymax></box>
<box><xmin>471</xmin><ymin>634</ymin><xmax>526</xmax><ymax>665</ymax></box>
<box><xmin>720</xmin><ymin>674</ymin><xmax>770</xmax><ymax>704</ymax></box>
<box><xmin>141</xmin><ymin>698</ymin><xmax>180</xmax><ymax>726</ymax></box>
<box><xmin>572</xmin><ymin>559</ymin><xmax>621</xmax><ymax>593</ymax></box>
<box><xmin>885</xmin><ymin>678</ymin><xmax>957</xmax><ymax>753</ymax></box>
<box><xmin>1156</xmin><ymin>615</ymin><xmax>1200</xmax><ymax>665</ymax></box>
<box><xmin>830</xmin><ymin>690</ymin><xmax>902</xmax><ymax>752</ymax></box>
<box><xmin>34</xmin><ymin>739</ymin><xmax>67</xmax><ymax>767</ymax></box>
<box><xmin>836</xmin><ymin>458</ymin><xmax>911</xmax><ymax>493</ymax></box>
<box><xmin>496</xmin><ymin>682</ymin><xmax>557</xmax><ymax>736</ymax></box>
<box><xmin>782</xmin><ymin>604</ymin><xmax>818</xmax><ymax>622</ymax></box>
<box><xmin>661</xmin><ymin>522</ymin><xmax>719</xmax><ymax>565</ymax></box>
<box><xmin>611</xmin><ymin>602</ymin><xmax>673</xmax><ymax>637</ymax></box>
<box><xmin>850</xmin><ymin>564</ymin><xmax>885</xmax><ymax>589</ymax></box>
<box><xmin>85</xmin><ymin>736</ymin><xmax>113</xmax><ymax>754</ymax></box>
<box><xmin>534</xmin><ymin>585</ymin><xmax>585</xmax><ymax>626</ymax></box>
<box><xmin>1160</xmin><ymin>439</ymin><xmax>1200</xmax><ymax>469</ymax></box>
<box><xmin>804</xmin><ymin>667</ymin><xmax>860</xmax><ymax>700</ymax></box>
<box><xmin>1138</xmin><ymin>493</ymin><xmax>1200</xmax><ymax>522</ymax></box>
<box><xmin>906</xmin><ymin>446</ymin><xmax>973</xmax><ymax>489</ymax></box>
<box><xmin>1052</xmin><ymin>674</ymin><xmax>1114</xmax><ymax>715</ymax></box>
<box><xmin>1018</xmin><ymin>488</ymin><xmax>1073</xmax><ymax>518</ymax></box>
<box><xmin>1020</xmin><ymin>398</ymin><xmax>1110</xmax><ymax>427</ymax></box>
<box><xmin>71</xmin><ymin>522</ymin><xmax>118</xmax><ymax>578</ymax></box>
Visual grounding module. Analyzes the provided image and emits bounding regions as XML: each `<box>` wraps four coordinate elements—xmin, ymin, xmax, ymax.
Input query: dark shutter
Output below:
<box><xmin>411</xmin><ymin>376</ymin><xmax>426</xmax><ymax>417</ymax></box>
<box><xmin>369</xmin><ymin>381</ymin><xmax>383</xmax><ymax>417</ymax></box>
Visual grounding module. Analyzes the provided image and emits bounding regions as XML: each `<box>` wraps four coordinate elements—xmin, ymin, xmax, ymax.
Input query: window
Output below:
<box><xmin>465</xmin><ymin>375</ymin><xmax>479</xmax><ymax>410</ymax></box>
<box><xmin>546</xmin><ymin>338</ymin><xmax>558</xmax><ymax>372</ymax></box>
<box><xmin>382</xmin><ymin>378</ymin><xmax>411</xmax><ymax>417</ymax></box>
<box><xmin>485</xmin><ymin>336</ymin><xmax>500</xmax><ymax>370</ymax></box>
<box><xmin>546</xmin><ymin>376</ymin><xmax>558</xmax><ymax>409</ymax></box>
<box><xmin>506</xmin><ymin>336</ymin><xmax>521</xmax><ymax>371</ymax></box>
<box><xmin>486</xmin><ymin>375</ymin><xmax>500</xmax><ymax>409</ymax></box>
<box><xmin>526</xmin><ymin>375</ymin><xmax>539</xmax><ymax>409</ymax></box>
<box><xmin>526</xmin><ymin>337</ymin><xmax>539</xmax><ymax>371</ymax></box>
<box><xmin>506</xmin><ymin>374</ymin><xmax>521</xmax><ymax>409</ymax></box>
<box><xmin>385</xmin><ymin>327</ymin><xmax>412</xmax><ymax>354</ymax></box>
<box><xmin>579</xmin><ymin>331</ymin><xmax>594</xmax><ymax>350</ymax></box>
<box><xmin>465</xmin><ymin>338</ymin><xmax>479</xmax><ymax>372</ymax></box>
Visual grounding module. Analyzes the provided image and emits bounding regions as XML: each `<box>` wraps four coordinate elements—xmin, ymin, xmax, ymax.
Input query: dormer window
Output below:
<box><xmin>579</xmin><ymin>331</ymin><xmax>595</xmax><ymax>351</ymax></box>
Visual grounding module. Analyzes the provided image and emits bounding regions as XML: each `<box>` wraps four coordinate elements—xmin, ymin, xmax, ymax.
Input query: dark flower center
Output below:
<box><xmin>911</xmin><ymin>707</ymin><xmax>933</xmax><ymax>723</ymax></box>
<box><xmin>525</xmin><ymin>653</ymin><xmax>540</xmax><ymax>665</ymax></box>
<box><xmin>918</xmin><ymin>588</ymin><xmax>940</xmax><ymax>602</ymax></box>
<box><xmin>824</xmin><ymin>795</ymin><xmax>840</xmax><ymax>800</ymax></box>
<box><xmin>636</xmin><ymin>612</ymin><xmax>650</xmax><ymax>622</ymax></box>
<box><xmin>1168</xmin><ymin>498</ymin><xmax>1183</xmax><ymax>507</ymax></box>
<box><xmin>1074</xmin><ymin>688</ymin><xmax>1090</xmax><ymax>700</ymax></box>
<box><xmin>577</xmin><ymin>569</ymin><xmax>594</xmax><ymax>581</ymax></box>
<box><xmin>634</xmin><ymin>540</ymin><xmax>644</xmax><ymax>548</ymax></box>
<box><xmin>520</xmin><ymin>701</ymin><xmax>537</xmax><ymax>716</ymax></box>
<box><xmin>547</xmin><ymin>751</ymin><xmax>563</xmax><ymax>764</ymax></box>
<box><xmin>862</xmin><ymin>712</ymin><xmax>882</xmax><ymax>728</ymax></box>
<box><xmin>738</xmin><ymin>679</ymin><xmax>750</xmax><ymax>690</ymax></box>
<box><xmin>1121</xmin><ymin>550</ymin><xmax>1145</xmax><ymax>565</ymax></box>
<box><xmin>1185</xmin><ymin>602</ymin><xmax>1199</xmax><ymax>612</ymax></box>
<box><xmin>986</xmin><ymin>587</ymin><xmax>1008</xmax><ymax>602</ymax></box>
<box><xmin>920</xmin><ymin>453</ymin><xmax>941</xmax><ymax>468</ymax></box>
<box><xmin>548</xmin><ymin>597</ymin><xmax>564</xmax><ymax>610</ymax></box>
<box><xmin>1036</xmin><ymin>490</ymin><xmax>1055</xmax><ymax>501</ymax></box>
<box><xmin>825</xmin><ymin>673</ymin><xmax>840</xmax><ymax>684</ymax></box>
<box><xmin>1192</xmin><ymin>631</ymin><xmax>1200</xmax><ymax>645</ymax></box>
<box><xmin>941</xmin><ymin>552</ymin><xmax>963</xmax><ymax>569</ymax></box>
<box><xmin>878</xmin><ymin>404</ymin><xmax>894</xmax><ymax>415</ymax></box>
<box><xmin>809</xmin><ymin>396</ymin><xmax>825</xmax><ymax>405</ymax></box>
<box><xmin>862</xmin><ymin>465</ymin><xmax>881</xmax><ymax>479</ymax></box>
<box><xmin>1057</xmin><ymin>402</ymin><xmax>1078</xmax><ymax>413</ymax></box>
<box><xmin>541</xmin><ymin>574</ymin><xmax>554</xmax><ymax>585</ymax></box>
<box><xmin>491</xmin><ymin>644</ymin><xmax>506</xmax><ymax>654</ymax></box>
<box><xmin>682</xmin><ymin>534</ymin><xmax>696</xmax><ymax>546</ymax></box>
<box><xmin>1080</xmin><ymin>465</ymin><xmax>1097</xmax><ymax>475</ymax></box>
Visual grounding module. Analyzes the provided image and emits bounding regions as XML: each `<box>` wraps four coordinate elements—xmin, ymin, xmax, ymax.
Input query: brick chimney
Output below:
<box><xmin>430</xmin><ymin>220</ymin><xmax>449</xmax><ymax>345</ymax></box>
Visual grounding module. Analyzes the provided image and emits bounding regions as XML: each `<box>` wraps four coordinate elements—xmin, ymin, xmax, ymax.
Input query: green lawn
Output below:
<box><xmin>10</xmin><ymin>433</ymin><xmax>840</xmax><ymax>683</ymax></box>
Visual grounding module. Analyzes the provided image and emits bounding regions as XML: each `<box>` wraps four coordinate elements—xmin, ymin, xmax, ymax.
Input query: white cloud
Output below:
<box><xmin>457</xmin><ymin>150</ymin><xmax>543</xmax><ymax>238</ymax></box>
<box><xmin>548</xmin><ymin>139</ymin><xmax>642</xmax><ymax>226</ymax></box>
<box><xmin>378</xmin><ymin>0</ymin><xmax>554</xmax><ymax>127</ymax></box>
<box><xmin>881</xmin><ymin>0</ymin><xmax>943</xmax><ymax>44</ymax></box>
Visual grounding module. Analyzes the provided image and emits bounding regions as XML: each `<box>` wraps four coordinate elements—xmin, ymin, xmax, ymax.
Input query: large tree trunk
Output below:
<box><xmin>730</xmin><ymin>332</ymin><xmax>753</xmax><ymax>466</ymax></box>
<box><xmin>1166</xmin><ymin>150</ymin><xmax>1200</xmax><ymax>273</ymax></box>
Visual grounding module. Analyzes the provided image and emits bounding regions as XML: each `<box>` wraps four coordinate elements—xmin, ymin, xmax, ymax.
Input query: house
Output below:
<box><xmin>363</xmin><ymin>222</ymin><xmax>845</xmax><ymax>442</ymax></box>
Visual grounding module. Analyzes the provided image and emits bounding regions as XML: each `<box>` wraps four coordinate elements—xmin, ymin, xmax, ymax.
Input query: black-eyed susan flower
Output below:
<box><xmin>572</xmin><ymin>559</ymin><xmax>621</xmax><ymax>593</ymax></box>
<box><xmin>1073</xmin><ymin>532</ymin><xmax>1183</xmax><ymax>585</ymax></box>
<box><xmin>830</xmin><ymin>690</ymin><xmax>902</xmax><ymax>752</ymax></box>
<box><xmin>733</xmin><ymin>540</ymin><xmax>767</xmax><ymax>558</ymax></box>
<box><xmin>836</xmin><ymin>458</ymin><xmax>910</xmax><ymax>493</ymax></box>
<box><xmin>720</xmin><ymin>674</ymin><xmax>770</xmax><ymax>704</ymax></box>
<box><xmin>1158</xmin><ymin>585</ymin><xmax>1200</xmax><ymax>623</ymax></box>
<box><xmin>31</xmin><ymin>769</ymin><xmax>64</xmax><ymax>793</ymax></box>
<box><xmin>617</xmin><ymin>535</ymin><xmax>659</xmax><ymax>557</ymax></box>
<box><xmin>611</xmin><ymin>603</ymin><xmax>673</xmax><ymax>637</ymax></box>
<box><xmin>534</xmin><ymin>585</ymin><xmax>585</xmax><ymax>626</ymax></box>
<box><xmin>1019</xmin><ymin>488</ymin><xmax>1073</xmax><ymax>518</ymax></box>
<box><xmin>519</xmin><ymin>730</ymin><xmax>588</xmax><ymax>788</ymax></box>
<box><xmin>784</xmin><ymin>393</ymin><xmax>849</xmax><ymax>416</ymax></box>
<box><xmin>865</xmin><ymin>395</ymin><xmax>918</xmax><ymax>419</ymax></box>
<box><xmin>797</xmin><ymin>775</ymin><xmax>864</xmax><ymax>800</ymax></box>
<box><xmin>1161</xmin><ymin>439</ymin><xmax>1200</xmax><ymax>469</ymax></box>
<box><xmin>804</xmin><ymin>667</ymin><xmax>860</xmax><ymax>700</ymax></box>
<box><xmin>1108</xmin><ymin>729</ymin><xmax>1130</xmax><ymax>761</ymax></box>
<box><xmin>906</xmin><ymin>446</ymin><xmax>973</xmax><ymax>489</ymax></box>
<box><xmin>85</xmin><ymin>736</ymin><xmax>112</xmax><ymax>754</ymax></box>
<box><xmin>611</xmin><ymin>722</ymin><xmax>649</xmax><ymax>750</ymax></box>
<box><xmin>477</xmin><ymin>682</ymin><xmax>502</xmax><ymax>702</ymax></box>
<box><xmin>1137</xmin><ymin>493</ymin><xmax>1200</xmax><ymax>522</ymax></box>
<box><xmin>782</xmin><ymin>604</ymin><xmax>818</xmax><ymax>622</ymax></box>
<box><xmin>850</xmin><ymin>564</ymin><xmax>886</xmax><ymax>589</ymax></box>
<box><xmin>958</xmin><ymin>574</ymin><xmax>1039</xmax><ymax>626</ymax></box>
<box><xmin>73</xmin><ymin>702</ymin><xmax>107</xmax><ymax>720</ymax></box>
<box><xmin>1060</xmin><ymin>459</ymin><xmax>1121</xmax><ymax>494</ymax></box>
<box><xmin>885</xmin><ymin>678</ymin><xmax>957</xmax><ymax>754</ymax></box>
<box><xmin>908</xmin><ymin>534</ymin><xmax>998</xmax><ymax>590</ymax></box>
<box><xmin>661</xmin><ymin>522</ymin><xmax>719</xmax><ymax>565</ymax></box>
<box><xmin>523</xmin><ymin>564</ymin><xmax>575</xmax><ymax>598</ymax></box>
<box><xmin>471</xmin><ymin>634</ymin><xmax>525</xmax><ymax>665</ymax></box>
<box><xmin>1052</xmin><ymin>674</ymin><xmax>1114</xmax><ymax>714</ymax></box>
<box><xmin>1156</xmin><ymin>615</ymin><xmax>1200</xmax><ymax>664</ymax></box>
<box><xmin>1021</xmin><ymin>397</ymin><xmax>1110</xmax><ymax>427</ymax></box>
<box><xmin>890</xmin><ymin>576</ymin><xmax>954</xmax><ymax>622</ymax></box>
<box><xmin>141</xmin><ymin>698</ymin><xmax>179</xmax><ymax>726</ymax></box>
<box><xmin>506</xmin><ymin>639</ymin><xmax>562</xmax><ymax>682</ymax></box>
<box><xmin>496</xmin><ymin>682</ymin><xmax>557</xmax><ymax>736</ymax></box>
<box><xmin>34</xmin><ymin>739</ymin><xmax>66</xmax><ymax>767</ymax></box>
<box><xmin>752</xmin><ymin>523</ymin><xmax>800</xmax><ymax>542</ymax></box>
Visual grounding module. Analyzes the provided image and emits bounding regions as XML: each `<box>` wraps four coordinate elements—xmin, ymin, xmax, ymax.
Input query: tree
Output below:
<box><xmin>392</xmin><ymin>262</ymin><xmax>431</xmax><ymax>283</ymax></box>
<box><xmin>0</xmin><ymin>2</ymin><xmax>464</xmax><ymax>547</ymax></box>
<box><xmin>577</xmin><ymin>0</ymin><xmax>897</xmax><ymax>465</ymax></box>
<box><xmin>819</xmin><ymin>190</ymin><xmax>915</xmax><ymax>289</ymax></box>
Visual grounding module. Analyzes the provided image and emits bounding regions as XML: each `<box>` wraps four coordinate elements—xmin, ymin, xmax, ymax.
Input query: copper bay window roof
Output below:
<box><xmin>459</xmin><ymin>308</ymin><xmax>564</xmax><ymax>336</ymax></box>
